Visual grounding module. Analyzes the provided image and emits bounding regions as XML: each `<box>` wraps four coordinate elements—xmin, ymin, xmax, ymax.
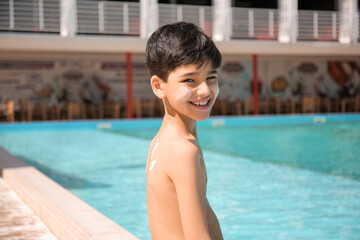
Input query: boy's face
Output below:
<box><xmin>162</xmin><ymin>61</ymin><xmax>219</xmax><ymax>121</ymax></box>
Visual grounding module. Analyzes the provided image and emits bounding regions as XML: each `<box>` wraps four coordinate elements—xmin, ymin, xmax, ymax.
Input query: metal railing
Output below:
<box><xmin>0</xmin><ymin>0</ymin><xmax>60</xmax><ymax>33</ymax></box>
<box><xmin>232</xmin><ymin>7</ymin><xmax>279</xmax><ymax>40</ymax></box>
<box><xmin>0</xmin><ymin>1</ymin><xmax>354</xmax><ymax>43</ymax></box>
<box><xmin>158</xmin><ymin>3</ymin><xmax>213</xmax><ymax>37</ymax></box>
<box><xmin>77</xmin><ymin>0</ymin><xmax>140</xmax><ymax>35</ymax></box>
<box><xmin>297</xmin><ymin>10</ymin><xmax>339</xmax><ymax>41</ymax></box>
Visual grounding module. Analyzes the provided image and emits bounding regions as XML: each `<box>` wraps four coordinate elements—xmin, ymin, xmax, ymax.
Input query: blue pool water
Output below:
<box><xmin>0</xmin><ymin>114</ymin><xmax>360</xmax><ymax>240</ymax></box>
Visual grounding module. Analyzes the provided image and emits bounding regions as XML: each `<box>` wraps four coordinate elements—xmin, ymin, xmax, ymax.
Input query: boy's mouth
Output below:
<box><xmin>189</xmin><ymin>99</ymin><xmax>211</xmax><ymax>110</ymax></box>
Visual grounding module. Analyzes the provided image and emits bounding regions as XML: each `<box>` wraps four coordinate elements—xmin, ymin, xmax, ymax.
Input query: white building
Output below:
<box><xmin>0</xmin><ymin>0</ymin><xmax>359</xmax><ymax>116</ymax></box>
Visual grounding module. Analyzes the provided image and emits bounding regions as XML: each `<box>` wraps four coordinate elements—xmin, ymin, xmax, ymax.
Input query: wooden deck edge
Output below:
<box><xmin>0</xmin><ymin>147</ymin><xmax>139</xmax><ymax>240</ymax></box>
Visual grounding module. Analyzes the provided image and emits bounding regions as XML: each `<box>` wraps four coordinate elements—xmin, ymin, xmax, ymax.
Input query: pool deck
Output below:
<box><xmin>0</xmin><ymin>147</ymin><xmax>139</xmax><ymax>240</ymax></box>
<box><xmin>0</xmin><ymin>177</ymin><xmax>57</xmax><ymax>240</ymax></box>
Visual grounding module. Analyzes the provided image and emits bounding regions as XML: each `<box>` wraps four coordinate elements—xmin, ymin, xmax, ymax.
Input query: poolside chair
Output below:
<box><xmin>0</xmin><ymin>99</ymin><xmax>15</xmax><ymax>122</ymax></box>
<box><xmin>341</xmin><ymin>97</ymin><xmax>356</xmax><ymax>112</ymax></box>
<box><xmin>243</xmin><ymin>97</ymin><xmax>271</xmax><ymax>115</ymax></box>
<box><xmin>133</xmin><ymin>99</ymin><xmax>156</xmax><ymax>118</ymax></box>
<box><xmin>270</xmin><ymin>97</ymin><xmax>279</xmax><ymax>114</ymax></box>
<box><xmin>271</xmin><ymin>97</ymin><xmax>292</xmax><ymax>114</ymax></box>
<box><xmin>332</xmin><ymin>98</ymin><xmax>341</xmax><ymax>113</ymax></box>
<box><xmin>154</xmin><ymin>99</ymin><xmax>165</xmax><ymax>117</ymax></box>
<box><xmin>319</xmin><ymin>97</ymin><xmax>330</xmax><ymax>113</ymax></box>
<box><xmin>84</xmin><ymin>103</ymin><xmax>98</xmax><ymax>119</ymax></box>
<box><xmin>218</xmin><ymin>99</ymin><xmax>239</xmax><ymax>116</ymax></box>
<box><xmin>133</xmin><ymin>99</ymin><xmax>142</xmax><ymax>118</ymax></box>
<box><xmin>141</xmin><ymin>99</ymin><xmax>156</xmax><ymax>118</ymax></box>
<box><xmin>355</xmin><ymin>96</ymin><xmax>360</xmax><ymax>112</ymax></box>
<box><xmin>32</xmin><ymin>102</ymin><xmax>47</xmax><ymax>121</ymax></box>
<box><xmin>269</xmin><ymin>97</ymin><xmax>278</xmax><ymax>114</ymax></box>
<box><xmin>244</xmin><ymin>97</ymin><xmax>254</xmax><ymax>115</ymax></box>
<box><xmin>234</xmin><ymin>99</ymin><xmax>242</xmax><ymax>115</ymax></box>
<box><xmin>47</xmin><ymin>105</ymin><xmax>62</xmax><ymax>120</ymax></box>
<box><xmin>210</xmin><ymin>99</ymin><xmax>221</xmax><ymax>116</ymax></box>
<box><xmin>66</xmin><ymin>102</ymin><xmax>84</xmax><ymax>120</ymax></box>
<box><xmin>218</xmin><ymin>99</ymin><xmax>226</xmax><ymax>115</ymax></box>
<box><xmin>258</xmin><ymin>98</ymin><xmax>270</xmax><ymax>114</ymax></box>
<box><xmin>315</xmin><ymin>97</ymin><xmax>322</xmax><ymax>112</ymax></box>
<box><xmin>301</xmin><ymin>96</ymin><xmax>316</xmax><ymax>113</ymax></box>
<box><xmin>322</xmin><ymin>97</ymin><xmax>341</xmax><ymax>113</ymax></box>
<box><xmin>18</xmin><ymin>99</ymin><xmax>32</xmax><ymax>121</ymax></box>
<box><xmin>99</xmin><ymin>100</ymin><xmax>122</xmax><ymax>119</ymax></box>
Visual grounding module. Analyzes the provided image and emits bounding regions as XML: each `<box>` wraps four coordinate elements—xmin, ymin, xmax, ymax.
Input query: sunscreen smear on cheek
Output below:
<box><xmin>212</xmin><ymin>82</ymin><xmax>220</xmax><ymax>99</ymax></box>
<box><xmin>175</xmin><ymin>87</ymin><xmax>192</xmax><ymax>102</ymax></box>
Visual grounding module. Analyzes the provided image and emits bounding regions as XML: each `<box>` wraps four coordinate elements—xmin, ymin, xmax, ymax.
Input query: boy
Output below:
<box><xmin>145</xmin><ymin>22</ymin><xmax>224</xmax><ymax>240</ymax></box>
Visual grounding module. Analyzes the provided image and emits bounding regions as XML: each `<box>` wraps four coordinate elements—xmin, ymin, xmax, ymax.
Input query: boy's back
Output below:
<box><xmin>145</xmin><ymin>22</ymin><xmax>223</xmax><ymax>240</ymax></box>
<box><xmin>146</xmin><ymin>127</ymin><xmax>222</xmax><ymax>240</ymax></box>
<box><xmin>146</xmin><ymin>132</ymin><xmax>201</xmax><ymax>239</ymax></box>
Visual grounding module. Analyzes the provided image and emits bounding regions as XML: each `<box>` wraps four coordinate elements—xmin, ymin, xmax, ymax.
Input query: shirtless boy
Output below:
<box><xmin>145</xmin><ymin>22</ymin><xmax>224</xmax><ymax>240</ymax></box>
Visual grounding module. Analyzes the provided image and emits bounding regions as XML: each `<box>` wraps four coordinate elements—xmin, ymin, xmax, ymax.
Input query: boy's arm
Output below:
<box><xmin>166</xmin><ymin>141</ymin><xmax>211</xmax><ymax>240</ymax></box>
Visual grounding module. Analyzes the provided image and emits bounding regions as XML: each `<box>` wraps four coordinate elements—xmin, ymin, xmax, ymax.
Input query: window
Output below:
<box><xmin>158</xmin><ymin>0</ymin><xmax>212</xmax><ymax>6</ymax></box>
<box><xmin>232</xmin><ymin>0</ymin><xmax>278</xmax><ymax>9</ymax></box>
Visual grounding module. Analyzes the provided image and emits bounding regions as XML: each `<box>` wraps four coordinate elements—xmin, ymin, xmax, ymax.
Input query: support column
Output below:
<box><xmin>278</xmin><ymin>0</ymin><xmax>297</xmax><ymax>43</ymax></box>
<box><xmin>213</xmin><ymin>0</ymin><xmax>231</xmax><ymax>41</ymax></box>
<box><xmin>9</xmin><ymin>0</ymin><xmax>14</xmax><ymax>30</ymax></box>
<box><xmin>126</xmin><ymin>52</ymin><xmax>133</xmax><ymax>119</ymax></box>
<box><xmin>339</xmin><ymin>0</ymin><xmax>358</xmax><ymax>44</ymax></box>
<box><xmin>38</xmin><ymin>0</ymin><xmax>44</xmax><ymax>30</ymax></box>
<box><xmin>140</xmin><ymin>0</ymin><xmax>158</xmax><ymax>39</ymax></box>
<box><xmin>60</xmin><ymin>0</ymin><xmax>77</xmax><ymax>37</ymax></box>
<box><xmin>253</xmin><ymin>55</ymin><xmax>259</xmax><ymax>115</ymax></box>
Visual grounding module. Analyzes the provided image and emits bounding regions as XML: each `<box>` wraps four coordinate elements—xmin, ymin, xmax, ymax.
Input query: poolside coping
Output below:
<box><xmin>0</xmin><ymin>147</ymin><xmax>139</xmax><ymax>240</ymax></box>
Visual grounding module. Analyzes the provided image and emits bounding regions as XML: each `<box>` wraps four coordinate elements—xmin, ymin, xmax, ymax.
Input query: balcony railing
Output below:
<box><xmin>297</xmin><ymin>10</ymin><xmax>339</xmax><ymax>41</ymax></box>
<box><xmin>158</xmin><ymin>3</ymin><xmax>213</xmax><ymax>37</ymax></box>
<box><xmin>0</xmin><ymin>0</ymin><xmax>357</xmax><ymax>43</ymax></box>
<box><xmin>0</xmin><ymin>0</ymin><xmax>60</xmax><ymax>33</ymax></box>
<box><xmin>77</xmin><ymin>0</ymin><xmax>140</xmax><ymax>36</ymax></box>
<box><xmin>232</xmin><ymin>7</ymin><xmax>279</xmax><ymax>40</ymax></box>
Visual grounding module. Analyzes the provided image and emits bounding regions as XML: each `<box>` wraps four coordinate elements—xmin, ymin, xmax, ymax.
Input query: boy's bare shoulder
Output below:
<box><xmin>160</xmin><ymin>136</ymin><xmax>200</xmax><ymax>165</ymax></box>
<box><xmin>162</xmin><ymin>136</ymin><xmax>199</xmax><ymax>152</ymax></box>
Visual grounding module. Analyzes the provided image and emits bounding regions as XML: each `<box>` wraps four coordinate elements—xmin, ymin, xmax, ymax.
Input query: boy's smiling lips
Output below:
<box><xmin>189</xmin><ymin>98</ymin><xmax>212</xmax><ymax>110</ymax></box>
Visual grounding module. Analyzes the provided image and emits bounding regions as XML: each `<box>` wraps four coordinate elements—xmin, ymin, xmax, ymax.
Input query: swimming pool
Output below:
<box><xmin>0</xmin><ymin>114</ymin><xmax>359</xmax><ymax>239</ymax></box>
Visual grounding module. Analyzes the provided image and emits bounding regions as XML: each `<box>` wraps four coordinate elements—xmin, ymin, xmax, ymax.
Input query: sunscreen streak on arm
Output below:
<box><xmin>149</xmin><ymin>139</ymin><xmax>159</xmax><ymax>171</ymax></box>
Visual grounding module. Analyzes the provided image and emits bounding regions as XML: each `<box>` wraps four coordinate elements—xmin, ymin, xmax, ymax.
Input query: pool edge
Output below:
<box><xmin>0</xmin><ymin>147</ymin><xmax>139</xmax><ymax>240</ymax></box>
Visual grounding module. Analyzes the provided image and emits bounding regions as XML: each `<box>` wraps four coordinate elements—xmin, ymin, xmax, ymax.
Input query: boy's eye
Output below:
<box><xmin>182</xmin><ymin>79</ymin><xmax>194</xmax><ymax>83</ymax></box>
<box><xmin>206</xmin><ymin>76</ymin><xmax>217</xmax><ymax>81</ymax></box>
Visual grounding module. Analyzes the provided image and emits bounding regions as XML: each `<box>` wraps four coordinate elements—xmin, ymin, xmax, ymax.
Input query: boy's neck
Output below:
<box><xmin>162</xmin><ymin>111</ymin><xmax>197</xmax><ymax>139</ymax></box>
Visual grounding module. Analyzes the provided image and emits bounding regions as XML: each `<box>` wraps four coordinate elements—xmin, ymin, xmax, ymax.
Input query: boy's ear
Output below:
<box><xmin>150</xmin><ymin>75</ymin><xmax>165</xmax><ymax>99</ymax></box>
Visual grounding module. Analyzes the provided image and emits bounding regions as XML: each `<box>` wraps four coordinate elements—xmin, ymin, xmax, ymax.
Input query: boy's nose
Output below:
<box><xmin>196</xmin><ymin>81</ymin><xmax>211</xmax><ymax>98</ymax></box>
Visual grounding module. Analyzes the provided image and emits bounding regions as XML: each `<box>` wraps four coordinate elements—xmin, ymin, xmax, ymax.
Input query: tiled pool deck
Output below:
<box><xmin>0</xmin><ymin>177</ymin><xmax>57</xmax><ymax>240</ymax></box>
<box><xmin>0</xmin><ymin>147</ymin><xmax>139</xmax><ymax>240</ymax></box>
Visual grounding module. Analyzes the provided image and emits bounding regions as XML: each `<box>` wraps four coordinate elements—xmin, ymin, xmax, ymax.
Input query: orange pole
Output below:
<box><xmin>126</xmin><ymin>52</ymin><xmax>133</xmax><ymax>119</ymax></box>
<box><xmin>253</xmin><ymin>54</ymin><xmax>259</xmax><ymax>115</ymax></box>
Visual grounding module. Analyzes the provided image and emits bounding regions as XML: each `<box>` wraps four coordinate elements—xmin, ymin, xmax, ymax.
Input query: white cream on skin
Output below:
<box><xmin>211</xmin><ymin>82</ymin><xmax>220</xmax><ymax>99</ymax></box>
<box><xmin>175</xmin><ymin>81</ymin><xmax>218</xmax><ymax>106</ymax></box>
<box><xmin>175</xmin><ymin>87</ymin><xmax>192</xmax><ymax>102</ymax></box>
<box><xmin>149</xmin><ymin>139</ymin><xmax>159</xmax><ymax>171</ymax></box>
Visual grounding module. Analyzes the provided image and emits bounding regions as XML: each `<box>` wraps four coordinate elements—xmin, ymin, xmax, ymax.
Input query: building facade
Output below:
<box><xmin>0</xmin><ymin>0</ymin><xmax>359</xmax><ymax>117</ymax></box>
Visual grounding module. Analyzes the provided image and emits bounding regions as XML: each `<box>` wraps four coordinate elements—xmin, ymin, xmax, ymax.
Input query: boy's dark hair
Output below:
<box><xmin>146</xmin><ymin>22</ymin><xmax>222</xmax><ymax>81</ymax></box>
